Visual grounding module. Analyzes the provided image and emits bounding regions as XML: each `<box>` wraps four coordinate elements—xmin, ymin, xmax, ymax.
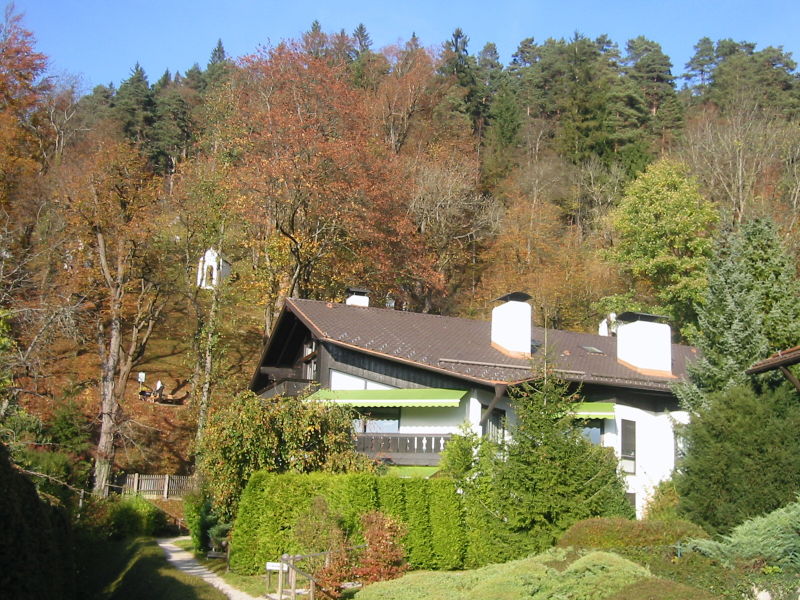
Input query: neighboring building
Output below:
<box><xmin>746</xmin><ymin>346</ymin><xmax>800</xmax><ymax>391</ymax></box>
<box><xmin>250</xmin><ymin>290</ymin><xmax>696</xmax><ymax>517</ymax></box>
<box><xmin>197</xmin><ymin>248</ymin><xmax>232</xmax><ymax>290</ymax></box>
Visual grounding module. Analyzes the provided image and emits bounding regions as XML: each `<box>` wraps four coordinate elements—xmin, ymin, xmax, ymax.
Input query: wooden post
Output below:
<box><xmin>133</xmin><ymin>473</ymin><xmax>140</xmax><ymax>495</ymax></box>
<box><xmin>278</xmin><ymin>554</ymin><xmax>287</xmax><ymax>599</ymax></box>
<box><xmin>290</xmin><ymin>555</ymin><xmax>297</xmax><ymax>600</ymax></box>
<box><xmin>310</xmin><ymin>579</ymin><xmax>315</xmax><ymax>600</ymax></box>
<box><xmin>163</xmin><ymin>474</ymin><xmax>170</xmax><ymax>499</ymax></box>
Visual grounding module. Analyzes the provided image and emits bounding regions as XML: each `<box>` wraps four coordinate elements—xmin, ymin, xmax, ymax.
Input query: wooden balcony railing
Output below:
<box><xmin>355</xmin><ymin>433</ymin><xmax>451</xmax><ymax>466</ymax></box>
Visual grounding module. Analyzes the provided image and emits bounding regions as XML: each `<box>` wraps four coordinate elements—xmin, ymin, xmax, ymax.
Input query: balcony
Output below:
<box><xmin>355</xmin><ymin>433</ymin><xmax>452</xmax><ymax>466</ymax></box>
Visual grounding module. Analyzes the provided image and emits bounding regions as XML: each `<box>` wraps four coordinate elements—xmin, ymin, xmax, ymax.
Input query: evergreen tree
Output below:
<box><xmin>496</xmin><ymin>379</ymin><xmax>633</xmax><ymax>553</ymax></box>
<box><xmin>624</xmin><ymin>36</ymin><xmax>682</xmax><ymax>142</ymax></box>
<box><xmin>206</xmin><ymin>39</ymin><xmax>232</xmax><ymax>90</ymax></box>
<box><xmin>676</xmin><ymin>384</ymin><xmax>800</xmax><ymax>534</ymax></box>
<box><xmin>684</xmin><ymin>36</ymin><xmax>716</xmax><ymax>93</ymax></box>
<box><xmin>352</xmin><ymin>23</ymin><xmax>371</xmax><ymax>55</ymax></box>
<box><xmin>113</xmin><ymin>63</ymin><xmax>154</xmax><ymax>144</ymax></box>
<box><xmin>676</xmin><ymin>218</ymin><xmax>800</xmax><ymax>411</ymax></box>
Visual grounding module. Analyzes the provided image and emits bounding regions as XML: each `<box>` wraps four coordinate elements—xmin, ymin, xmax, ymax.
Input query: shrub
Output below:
<box><xmin>184</xmin><ymin>491</ymin><xmax>214</xmax><ymax>551</ymax></box>
<box><xmin>558</xmin><ymin>517</ymin><xmax>707</xmax><ymax>550</ymax></box>
<box><xmin>690</xmin><ymin>498</ymin><xmax>800</xmax><ymax>569</ymax></box>
<box><xmin>106</xmin><ymin>495</ymin><xmax>167</xmax><ymax>539</ymax></box>
<box><xmin>644</xmin><ymin>478</ymin><xmax>680</xmax><ymax>522</ymax></box>
<box><xmin>197</xmin><ymin>392</ymin><xmax>371</xmax><ymax>520</ymax></box>
<box><xmin>428</xmin><ymin>478</ymin><xmax>465</xmax><ymax>570</ymax></box>
<box><xmin>353</xmin><ymin>511</ymin><xmax>408</xmax><ymax>584</ymax></box>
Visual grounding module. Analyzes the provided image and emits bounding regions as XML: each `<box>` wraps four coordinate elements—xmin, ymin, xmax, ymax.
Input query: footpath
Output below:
<box><xmin>157</xmin><ymin>536</ymin><xmax>260</xmax><ymax>600</ymax></box>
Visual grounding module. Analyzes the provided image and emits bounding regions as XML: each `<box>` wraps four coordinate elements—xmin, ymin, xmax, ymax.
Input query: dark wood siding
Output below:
<box><xmin>320</xmin><ymin>343</ymin><xmax>478</xmax><ymax>391</ymax></box>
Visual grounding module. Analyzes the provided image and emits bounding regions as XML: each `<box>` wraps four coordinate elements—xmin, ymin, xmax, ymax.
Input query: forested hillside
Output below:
<box><xmin>2</xmin><ymin>10</ymin><xmax>799</xmax><ymax>483</ymax></box>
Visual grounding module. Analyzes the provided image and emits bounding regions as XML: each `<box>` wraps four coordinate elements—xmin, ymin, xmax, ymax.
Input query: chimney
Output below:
<box><xmin>491</xmin><ymin>292</ymin><xmax>532</xmax><ymax>358</ymax></box>
<box><xmin>616</xmin><ymin>312</ymin><xmax>673</xmax><ymax>377</ymax></box>
<box><xmin>345</xmin><ymin>286</ymin><xmax>370</xmax><ymax>307</ymax></box>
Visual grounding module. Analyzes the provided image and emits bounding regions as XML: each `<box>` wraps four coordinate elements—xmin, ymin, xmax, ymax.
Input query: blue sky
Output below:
<box><xmin>14</xmin><ymin>0</ymin><xmax>800</xmax><ymax>90</ymax></box>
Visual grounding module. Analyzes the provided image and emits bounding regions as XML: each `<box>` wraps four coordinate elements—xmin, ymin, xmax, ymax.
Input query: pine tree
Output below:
<box><xmin>113</xmin><ymin>63</ymin><xmax>154</xmax><ymax>144</ymax></box>
<box><xmin>496</xmin><ymin>379</ymin><xmax>633</xmax><ymax>553</ymax></box>
<box><xmin>675</xmin><ymin>218</ymin><xmax>800</xmax><ymax>412</ymax></box>
<box><xmin>676</xmin><ymin>384</ymin><xmax>800</xmax><ymax>534</ymax></box>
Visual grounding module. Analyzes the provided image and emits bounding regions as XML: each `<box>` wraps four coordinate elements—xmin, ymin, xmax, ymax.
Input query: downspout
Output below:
<box><xmin>479</xmin><ymin>383</ymin><xmax>508</xmax><ymax>428</ymax></box>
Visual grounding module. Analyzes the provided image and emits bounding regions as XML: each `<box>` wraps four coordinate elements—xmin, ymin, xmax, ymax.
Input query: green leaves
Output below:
<box><xmin>609</xmin><ymin>158</ymin><xmax>717</xmax><ymax>333</ymax></box>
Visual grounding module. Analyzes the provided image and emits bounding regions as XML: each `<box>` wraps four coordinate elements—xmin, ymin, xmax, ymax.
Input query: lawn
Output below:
<box><xmin>77</xmin><ymin>537</ymin><xmax>227</xmax><ymax>600</ymax></box>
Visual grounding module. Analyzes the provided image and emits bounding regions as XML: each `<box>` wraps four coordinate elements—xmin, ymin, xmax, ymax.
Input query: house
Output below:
<box><xmin>197</xmin><ymin>248</ymin><xmax>232</xmax><ymax>290</ymax></box>
<box><xmin>250</xmin><ymin>289</ymin><xmax>696</xmax><ymax>517</ymax></box>
<box><xmin>746</xmin><ymin>346</ymin><xmax>800</xmax><ymax>391</ymax></box>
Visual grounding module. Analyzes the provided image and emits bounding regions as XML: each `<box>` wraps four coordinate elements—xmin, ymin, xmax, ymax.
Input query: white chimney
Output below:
<box><xmin>345</xmin><ymin>286</ymin><xmax>370</xmax><ymax>307</ymax></box>
<box><xmin>616</xmin><ymin>313</ymin><xmax>673</xmax><ymax>376</ymax></box>
<box><xmin>491</xmin><ymin>293</ymin><xmax>532</xmax><ymax>358</ymax></box>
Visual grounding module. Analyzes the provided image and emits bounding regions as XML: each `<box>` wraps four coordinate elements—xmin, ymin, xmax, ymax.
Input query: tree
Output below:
<box><xmin>443</xmin><ymin>378</ymin><xmax>632</xmax><ymax>563</ymax></box>
<box><xmin>675</xmin><ymin>218</ymin><xmax>800</xmax><ymax>411</ymax></box>
<box><xmin>496</xmin><ymin>379</ymin><xmax>633</xmax><ymax>552</ymax></box>
<box><xmin>54</xmin><ymin>131</ymin><xmax>169</xmax><ymax>495</ymax></box>
<box><xmin>676</xmin><ymin>384</ymin><xmax>800</xmax><ymax>534</ymax></box>
<box><xmin>608</xmin><ymin>158</ymin><xmax>718</xmax><ymax>334</ymax></box>
<box><xmin>196</xmin><ymin>392</ymin><xmax>372</xmax><ymax>520</ymax></box>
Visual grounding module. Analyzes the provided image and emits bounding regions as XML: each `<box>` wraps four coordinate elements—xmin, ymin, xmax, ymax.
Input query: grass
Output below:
<box><xmin>77</xmin><ymin>537</ymin><xmax>227</xmax><ymax>600</ymax></box>
<box><xmin>383</xmin><ymin>466</ymin><xmax>439</xmax><ymax>478</ymax></box>
<box><xmin>173</xmin><ymin>537</ymin><xmax>268</xmax><ymax>597</ymax></box>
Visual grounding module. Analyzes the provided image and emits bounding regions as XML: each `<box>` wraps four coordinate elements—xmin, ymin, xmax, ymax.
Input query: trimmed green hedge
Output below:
<box><xmin>231</xmin><ymin>471</ymin><xmax>472</xmax><ymax>574</ymax></box>
<box><xmin>0</xmin><ymin>443</ymin><xmax>76</xmax><ymax>600</ymax></box>
<box><xmin>402</xmin><ymin>478</ymin><xmax>435</xmax><ymax>569</ymax></box>
<box><xmin>429</xmin><ymin>479</ymin><xmax>465</xmax><ymax>570</ymax></box>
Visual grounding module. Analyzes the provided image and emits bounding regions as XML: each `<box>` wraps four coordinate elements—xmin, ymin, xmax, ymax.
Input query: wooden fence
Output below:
<box><xmin>123</xmin><ymin>474</ymin><xmax>196</xmax><ymax>499</ymax></box>
<box><xmin>355</xmin><ymin>433</ymin><xmax>451</xmax><ymax>466</ymax></box>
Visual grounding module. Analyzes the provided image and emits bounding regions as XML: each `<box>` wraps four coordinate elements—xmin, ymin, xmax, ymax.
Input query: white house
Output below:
<box><xmin>250</xmin><ymin>290</ymin><xmax>696</xmax><ymax>517</ymax></box>
<box><xmin>197</xmin><ymin>248</ymin><xmax>232</xmax><ymax>290</ymax></box>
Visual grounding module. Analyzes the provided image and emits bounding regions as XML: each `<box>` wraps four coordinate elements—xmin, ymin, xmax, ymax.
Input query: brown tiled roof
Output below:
<box><xmin>285</xmin><ymin>299</ymin><xmax>695</xmax><ymax>392</ymax></box>
<box><xmin>746</xmin><ymin>346</ymin><xmax>800</xmax><ymax>374</ymax></box>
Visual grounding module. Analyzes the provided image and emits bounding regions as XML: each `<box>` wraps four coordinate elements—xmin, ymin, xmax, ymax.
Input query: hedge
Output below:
<box><xmin>401</xmin><ymin>478</ymin><xmax>435</xmax><ymax>569</ymax></box>
<box><xmin>0</xmin><ymin>443</ymin><xmax>76</xmax><ymax>600</ymax></box>
<box><xmin>428</xmin><ymin>479</ymin><xmax>465</xmax><ymax>570</ymax></box>
<box><xmin>230</xmin><ymin>471</ymin><xmax>472</xmax><ymax>574</ymax></box>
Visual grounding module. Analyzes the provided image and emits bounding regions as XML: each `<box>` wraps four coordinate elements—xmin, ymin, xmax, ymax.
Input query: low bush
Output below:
<box><xmin>643</xmin><ymin>479</ymin><xmax>681</xmax><ymax>522</ymax></box>
<box><xmin>354</xmin><ymin>548</ymin><xmax>656</xmax><ymax>600</ymax></box>
<box><xmin>558</xmin><ymin>517</ymin><xmax>707</xmax><ymax>550</ymax></box>
<box><xmin>690</xmin><ymin>498</ymin><xmax>800</xmax><ymax>570</ymax></box>
<box><xmin>107</xmin><ymin>495</ymin><xmax>168</xmax><ymax>539</ymax></box>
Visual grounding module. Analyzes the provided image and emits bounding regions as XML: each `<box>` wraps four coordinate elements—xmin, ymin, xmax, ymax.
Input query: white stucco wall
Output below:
<box><xmin>605</xmin><ymin>404</ymin><xmax>687</xmax><ymax>517</ymax></box>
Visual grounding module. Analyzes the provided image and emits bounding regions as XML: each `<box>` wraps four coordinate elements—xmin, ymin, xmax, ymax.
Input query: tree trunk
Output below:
<box><xmin>195</xmin><ymin>283</ymin><xmax>219</xmax><ymax>445</ymax></box>
<box><xmin>93</xmin><ymin>303</ymin><xmax>122</xmax><ymax>496</ymax></box>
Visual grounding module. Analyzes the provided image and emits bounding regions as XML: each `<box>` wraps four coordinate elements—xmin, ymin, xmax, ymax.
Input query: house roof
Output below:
<box><xmin>746</xmin><ymin>346</ymin><xmax>800</xmax><ymax>374</ymax></box>
<box><xmin>256</xmin><ymin>298</ymin><xmax>695</xmax><ymax>393</ymax></box>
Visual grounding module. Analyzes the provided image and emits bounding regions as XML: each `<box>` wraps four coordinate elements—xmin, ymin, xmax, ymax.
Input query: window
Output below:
<box><xmin>581</xmin><ymin>419</ymin><xmax>603</xmax><ymax>445</ymax></box>
<box><xmin>483</xmin><ymin>408</ymin><xmax>506</xmax><ymax>441</ymax></box>
<box><xmin>353</xmin><ymin>408</ymin><xmax>400</xmax><ymax>433</ymax></box>
<box><xmin>620</xmin><ymin>419</ymin><xmax>636</xmax><ymax>474</ymax></box>
<box><xmin>625</xmin><ymin>492</ymin><xmax>636</xmax><ymax>509</ymax></box>
<box><xmin>301</xmin><ymin>339</ymin><xmax>317</xmax><ymax>380</ymax></box>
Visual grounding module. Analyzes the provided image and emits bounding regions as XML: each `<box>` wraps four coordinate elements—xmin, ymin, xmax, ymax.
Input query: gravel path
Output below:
<box><xmin>157</xmin><ymin>536</ymin><xmax>262</xmax><ymax>600</ymax></box>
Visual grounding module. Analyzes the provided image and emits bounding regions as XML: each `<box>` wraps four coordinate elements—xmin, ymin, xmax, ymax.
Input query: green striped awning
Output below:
<box><xmin>573</xmin><ymin>402</ymin><xmax>616</xmax><ymax>419</ymax></box>
<box><xmin>307</xmin><ymin>388</ymin><xmax>468</xmax><ymax>407</ymax></box>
